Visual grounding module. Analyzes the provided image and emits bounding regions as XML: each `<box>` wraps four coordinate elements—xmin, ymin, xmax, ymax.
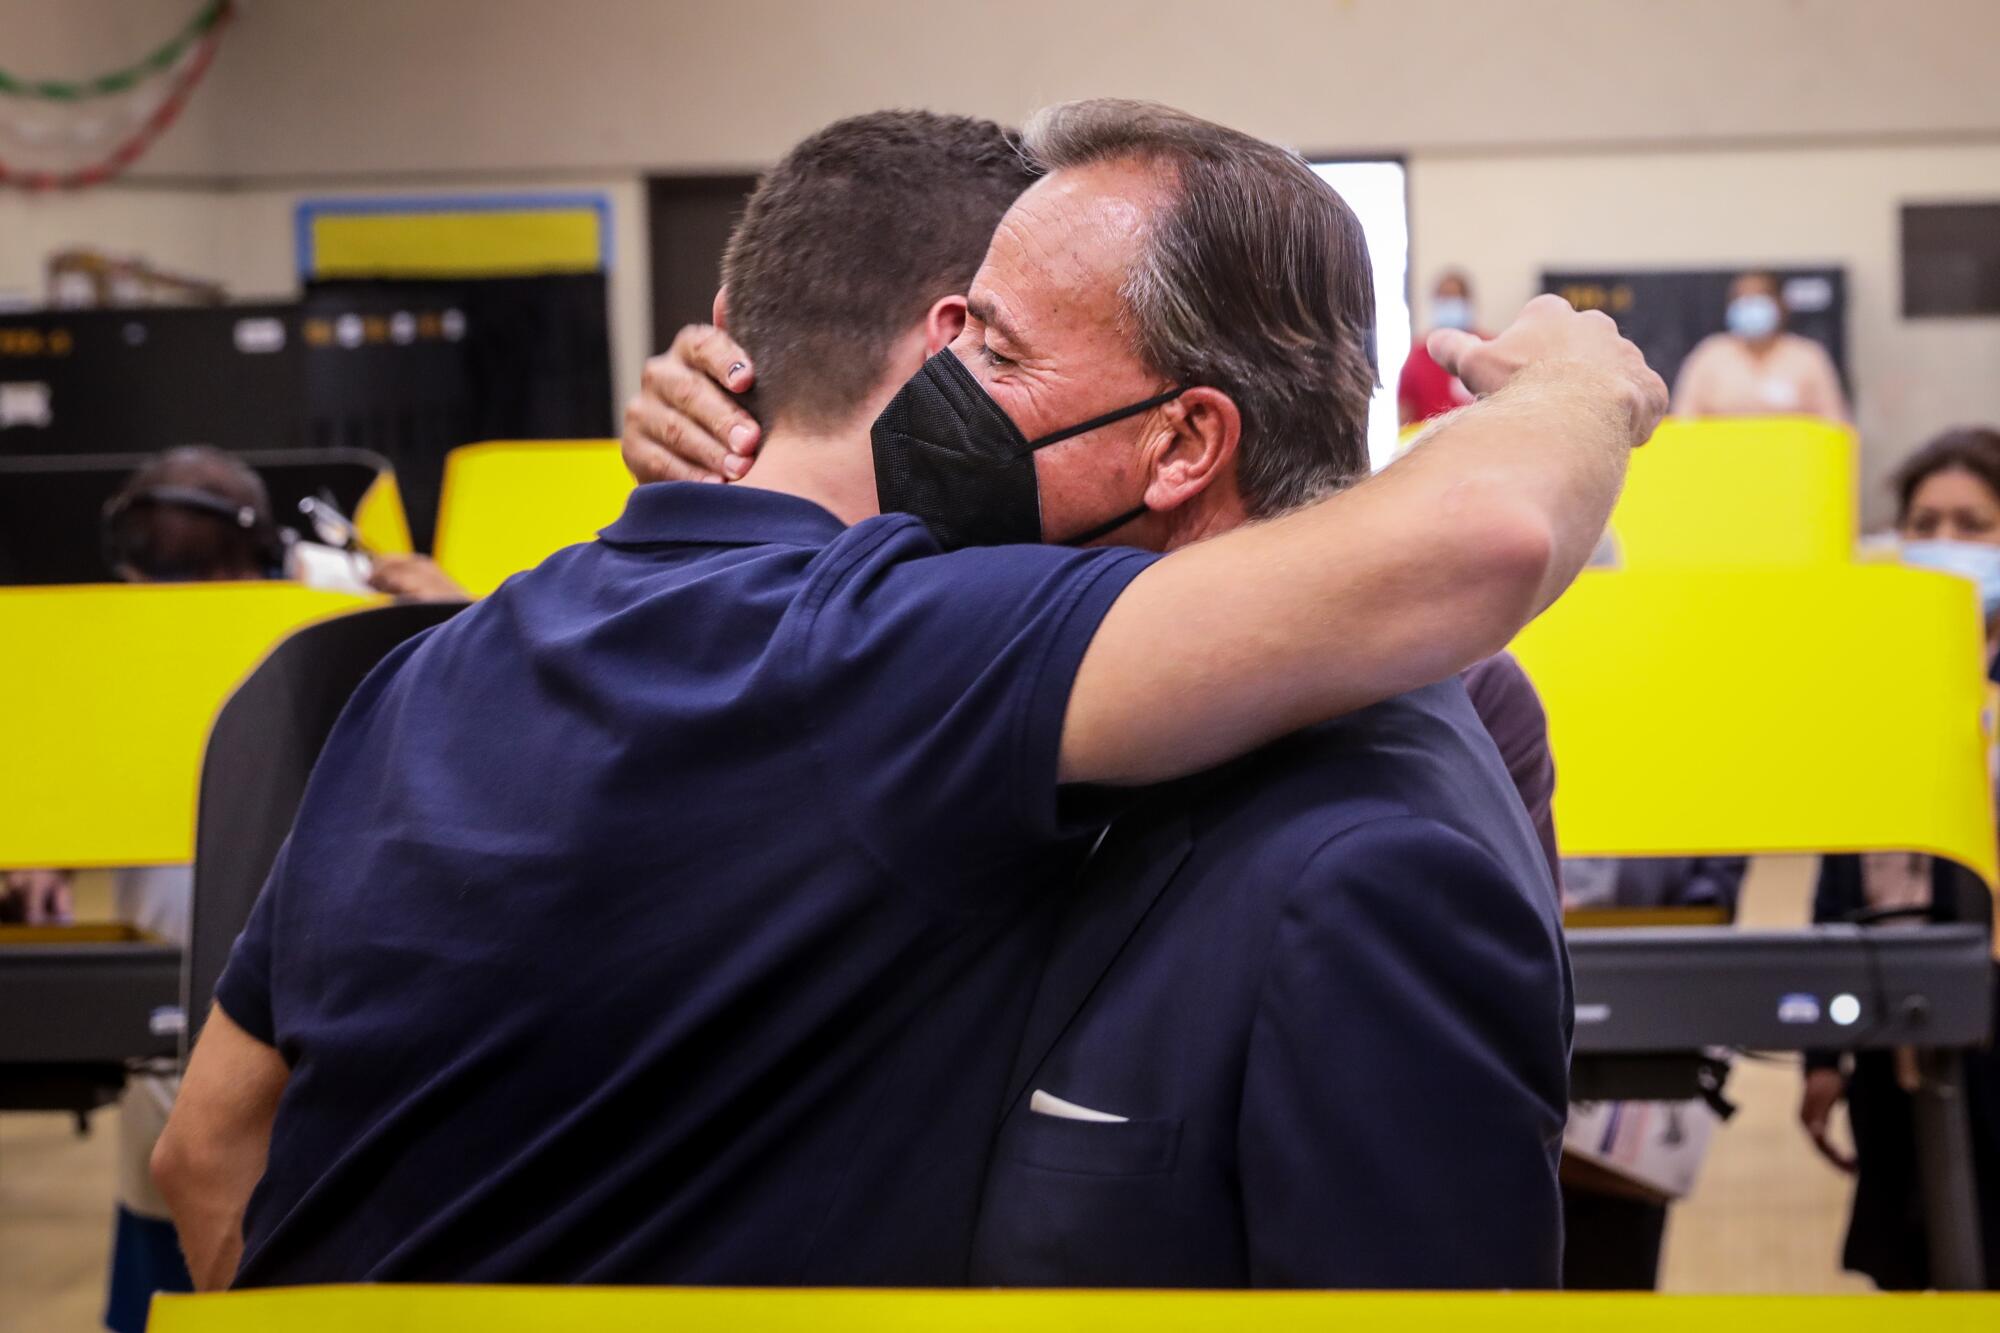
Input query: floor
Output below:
<box><xmin>1</xmin><ymin>1105</ymin><xmax>119</xmax><ymax>1332</ymax></box>
<box><xmin>1656</xmin><ymin>855</ymin><xmax>1872</xmax><ymax>1293</ymax></box>
<box><xmin>0</xmin><ymin>858</ymin><xmax>1873</xmax><ymax>1330</ymax></box>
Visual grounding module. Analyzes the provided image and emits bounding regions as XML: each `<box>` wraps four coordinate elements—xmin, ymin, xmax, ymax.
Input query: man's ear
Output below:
<box><xmin>712</xmin><ymin>284</ymin><xmax>730</xmax><ymax>331</ymax></box>
<box><xmin>1142</xmin><ymin>386</ymin><xmax>1242</xmax><ymax>513</ymax></box>
<box><xmin>922</xmin><ymin>294</ymin><xmax>968</xmax><ymax>355</ymax></box>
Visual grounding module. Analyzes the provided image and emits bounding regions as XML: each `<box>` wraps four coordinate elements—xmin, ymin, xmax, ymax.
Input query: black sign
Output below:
<box><xmin>1541</xmin><ymin>267</ymin><xmax>1850</xmax><ymax>402</ymax></box>
<box><xmin>0</xmin><ymin>274</ymin><xmax>612</xmax><ymax>552</ymax></box>
<box><xmin>0</xmin><ymin>305</ymin><xmax>306</xmax><ymax>457</ymax></box>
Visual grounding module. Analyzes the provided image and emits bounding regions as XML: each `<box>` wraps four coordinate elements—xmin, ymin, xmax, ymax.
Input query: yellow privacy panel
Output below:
<box><xmin>1513</xmin><ymin>565</ymin><xmax>1995</xmax><ymax>883</ymax></box>
<box><xmin>150</xmin><ymin>1286</ymin><xmax>1999</xmax><ymax>1332</ymax></box>
<box><xmin>0</xmin><ymin>583</ymin><xmax>374</xmax><ymax>868</ymax></box>
<box><xmin>352</xmin><ymin>470</ymin><xmax>414</xmax><ymax>556</ymax></box>
<box><xmin>300</xmin><ymin>194</ymin><xmax>609</xmax><ymax>279</ymax></box>
<box><xmin>1609</xmin><ymin>416</ymin><xmax>1856</xmax><ymax>569</ymax></box>
<box><xmin>433</xmin><ymin>440</ymin><xmax>633</xmax><ymax>597</ymax></box>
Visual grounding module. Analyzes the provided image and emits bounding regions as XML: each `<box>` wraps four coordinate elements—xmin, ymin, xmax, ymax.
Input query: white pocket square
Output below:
<box><xmin>1029</xmin><ymin>1089</ymin><xmax>1129</xmax><ymax>1123</ymax></box>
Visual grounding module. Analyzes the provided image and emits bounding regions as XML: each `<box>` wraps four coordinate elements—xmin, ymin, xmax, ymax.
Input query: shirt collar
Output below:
<box><xmin>599</xmin><ymin>482</ymin><xmax>850</xmax><ymax>549</ymax></box>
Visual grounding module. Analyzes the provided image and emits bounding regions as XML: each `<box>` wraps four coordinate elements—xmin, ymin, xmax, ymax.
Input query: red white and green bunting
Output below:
<box><xmin>0</xmin><ymin>1</ymin><xmax>234</xmax><ymax>191</ymax></box>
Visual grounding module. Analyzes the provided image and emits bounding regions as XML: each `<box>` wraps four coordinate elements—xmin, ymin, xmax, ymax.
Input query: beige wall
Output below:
<box><xmin>1412</xmin><ymin>142</ymin><xmax>2000</xmax><ymax>527</ymax></box>
<box><xmin>12</xmin><ymin>0</ymin><xmax>2000</xmax><ymax>182</ymax></box>
<box><xmin>5</xmin><ymin>0</ymin><xmax>1999</xmax><ymax>521</ymax></box>
<box><xmin>187</xmin><ymin>0</ymin><xmax>2000</xmax><ymax>175</ymax></box>
<box><xmin>0</xmin><ymin>187</ymin><xmax>237</xmax><ymax>303</ymax></box>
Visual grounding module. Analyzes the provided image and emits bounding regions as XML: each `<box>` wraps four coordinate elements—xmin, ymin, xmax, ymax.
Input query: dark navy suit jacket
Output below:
<box><xmin>968</xmin><ymin>679</ymin><xmax>1573</xmax><ymax>1288</ymax></box>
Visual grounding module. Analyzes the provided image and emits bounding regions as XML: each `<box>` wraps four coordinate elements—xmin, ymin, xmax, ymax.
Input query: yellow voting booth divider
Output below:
<box><xmin>147</xmin><ymin>1285</ymin><xmax>1997</xmax><ymax>1331</ymax></box>
<box><xmin>353</xmin><ymin>468</ymin><xmax>416</xmax><ymax>556</ymax></box>
<box><xmin>430</xmin><ymin>418</ymin><xmax>1856</xmax><ymax>592</ymax></box>
<box><xmin>1511</xmin><ymin>564</ymin><xmax>1997</xmax><ymax>885</ymax></box>
<box><xmin>1608</xmin><ymin>416</ymin><xmax>1855</xmax><ymax>569</ymax></box>
<box><xmin>1399</xmin><ymin>415</ymin><xmax>1857</xmax><ymax>569</ymax></box>
<box><xmin>0</xmin><ymin>583</ymin><xmax>376</xmax><ymax>868</ymax></box>
<box><xmin>432</xmin><ymin>440</ymin><xmax>633</xmax><ymax>596</ymax></box>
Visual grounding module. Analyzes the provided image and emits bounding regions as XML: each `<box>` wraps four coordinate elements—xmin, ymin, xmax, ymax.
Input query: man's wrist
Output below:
<box><xmin>1503</xmin><ymin>360</ymin><xmax>1641</xmax><ymax>447</ymax></box>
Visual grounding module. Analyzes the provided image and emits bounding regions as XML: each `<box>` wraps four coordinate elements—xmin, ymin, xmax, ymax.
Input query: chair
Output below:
<box><xmin>183</xmin><ymin>601</ymin><xmax>463</xmax><ymax>1057</ymax></box>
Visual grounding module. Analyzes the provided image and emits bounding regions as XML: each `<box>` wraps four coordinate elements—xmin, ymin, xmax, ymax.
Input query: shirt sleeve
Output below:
<box><xmin>211</xmin><ymin>836</ymin><xmax>287</xmax><ymax>1048</ymax></box>
<box><xmin>792</xmin><ymin>522</ymin><xmax>1159</xmax><ymax>907</ymax></box>
<box><xmin>1459</xmin><ymin>654</ymin><xmax>1561</xmax><ymax>893</ymax></box>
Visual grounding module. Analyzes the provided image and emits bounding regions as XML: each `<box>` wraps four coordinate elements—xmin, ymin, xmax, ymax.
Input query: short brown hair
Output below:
<box><xmin>721</xmin><ymin>111</ymin><xmax>1037</xmax><ymax>429</ymax></box>
<box><xmin>1893</xmin><ymin>425</ymin><xmax>2000</xmax><ymax>522</ymax></box>
<box><xmin>1021</xmin><ymin>99</ymin><xmax>1376</xmax><ymax>516</ymax></box>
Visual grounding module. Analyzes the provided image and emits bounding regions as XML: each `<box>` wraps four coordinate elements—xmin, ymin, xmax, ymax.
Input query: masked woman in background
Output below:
<box><xmin>1800</xmin><ymin>425</ymin><xmax>2000</xmax><ymax>1289</ymax></box>
<box><xmin>1672</xmin><ymin>271</ymin><xmax>1849</xmax><ymax>423</ymax></box>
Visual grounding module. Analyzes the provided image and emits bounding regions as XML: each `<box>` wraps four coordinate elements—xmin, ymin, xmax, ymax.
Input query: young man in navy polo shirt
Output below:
<box><xmin>158</xmin><ymin>107</ymin><xmax>1661</xmax><ymax>1288</ymax></box>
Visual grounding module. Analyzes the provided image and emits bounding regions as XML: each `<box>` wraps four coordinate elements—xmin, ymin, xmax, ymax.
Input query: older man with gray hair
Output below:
<box><xmin>640</xmin><ymin>99</ymin><xmax>1621</xmax><ymax>1286</ymax></box>
<box><xmin>166</xmin><ymin>100</ymin><xmax>1658</xmax><ymax>1290</ymax></box>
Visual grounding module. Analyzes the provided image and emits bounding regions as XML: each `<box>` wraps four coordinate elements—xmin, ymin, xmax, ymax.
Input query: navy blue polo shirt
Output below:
<box><xmin>213</xmin><ymin>483</ymin><xmax>1157</xmax><ymax>1287</ymax></box>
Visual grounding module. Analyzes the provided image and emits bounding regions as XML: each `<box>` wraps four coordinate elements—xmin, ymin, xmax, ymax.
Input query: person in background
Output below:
<box><xmin>96</xmin><ymin>446</ymin><xmax>278</xmax><ymax>1330</ymax></box>
<box><xmin>0</xmin><ymin>868</ymin><xmax>73</xmax><ymax>923</ymax></box>
<box><xmin>101</xmin><ymin>446</ymin><xmax>280</xmax><ymax>584</ymax></box>
<box><xmin>1671</xmin><ymin>270</ymin><xmax>1849</xmax><ymax>422</ymax></box>
<box><xmin>5</xmin><ymin>445</ymin><xmax>280</xmax><ymax>924</ymax></box>
<box><xmin>1561</xmin><ymin>855</ymin><xmax>1749</xmax><ymax>915</ymax></box>
<box><xmin>1801</xmin><ymin>425</ymin><xmax>2000</xmax><ymax>1290</ymax></box>
<box><xmin>1397</xmin><ymin>269</ymin><xmax>1481</xmax><ymax>427</ymax></box>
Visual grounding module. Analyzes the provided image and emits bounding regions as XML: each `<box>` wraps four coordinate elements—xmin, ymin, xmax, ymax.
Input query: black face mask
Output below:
<box><xmin>871</xmin><ymin>349</ymin><xmax>1183</xmax><ymax>551</ymax></box>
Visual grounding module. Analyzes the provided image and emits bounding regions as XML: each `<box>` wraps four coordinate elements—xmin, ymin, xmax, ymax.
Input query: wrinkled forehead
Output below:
<box><xmin>970</xmin><ymin>161</ymin><xmax>1166</xmax><ymax>350</ymax></box>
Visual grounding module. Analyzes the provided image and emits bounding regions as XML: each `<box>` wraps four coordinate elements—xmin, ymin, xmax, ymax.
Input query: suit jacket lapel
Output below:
<box><xmin>1003</xmin><ymin>808</ymin><xmax>1194</xmax><ymax>1112</ymax></box>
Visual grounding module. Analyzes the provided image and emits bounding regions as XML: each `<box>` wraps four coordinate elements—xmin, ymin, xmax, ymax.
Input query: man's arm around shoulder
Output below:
<box><xmin>1061</xmin><ymin>296</ymin><xmax>1665</xmax><ymax>786</ymax></box>
<box><xmin>1235</xmin><ymin>816</ymin><xmax>1572</xmax><ymax>1289</ymax></box>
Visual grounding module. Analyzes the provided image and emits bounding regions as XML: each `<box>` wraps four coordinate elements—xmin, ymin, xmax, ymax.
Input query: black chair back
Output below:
<box><xmin>183</xmin><ymin>600</ymin><xmax>463</xmax><ymax>1058</ymax></box>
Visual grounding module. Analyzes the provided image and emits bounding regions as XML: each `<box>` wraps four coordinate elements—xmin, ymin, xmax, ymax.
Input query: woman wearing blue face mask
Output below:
<box><xmin>1800</xmin><ymin>425</ymin><xmax>2000</xmax><ymax>1290</ymax></box>
<box><xmin>1397</xmin><ymin>269</ymin><xmax>1482</xmax><ymax>427</ymax></box>
<box><xmin>1671</xmin><ymin>271</ymin><xmax>1850</xmax><ymax>422</ymax></box>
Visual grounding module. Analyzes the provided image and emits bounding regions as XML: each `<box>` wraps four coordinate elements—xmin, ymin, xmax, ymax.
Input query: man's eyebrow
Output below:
<box><xmin>967</xmin><ymin>294</ymin><xmax>1027</xmax><ymax>350</ymax></box>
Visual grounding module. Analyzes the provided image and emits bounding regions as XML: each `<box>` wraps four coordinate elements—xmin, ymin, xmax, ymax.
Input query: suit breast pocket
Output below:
<box><xmin>1004</xmin><ymin>1112</ymin><xmax>1182</xmax><ymax>1177</ymax></box>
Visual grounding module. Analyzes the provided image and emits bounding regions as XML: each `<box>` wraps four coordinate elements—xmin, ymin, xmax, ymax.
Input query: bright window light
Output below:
<box><xmin>1310</xmin><ymin>160</ymin><xmax>1410</xmax><ymax>472</ymax></box>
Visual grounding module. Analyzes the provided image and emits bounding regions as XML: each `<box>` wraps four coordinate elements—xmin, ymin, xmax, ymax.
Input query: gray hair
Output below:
<box><xmin>1020</xmin><ymin>99</ymin><xmax>1376</xmax><ymax>516</ymax></box>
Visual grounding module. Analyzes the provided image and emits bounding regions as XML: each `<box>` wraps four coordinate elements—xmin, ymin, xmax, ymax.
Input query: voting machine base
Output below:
<box><xmin>0</xmin><ymin>924</ymin><xmax>180</xmax><ymax>1116</ymax></box>
<box><xmin>1568</xmin><ymin>921</ymin><xmax>1996</xmax><ymax>1289</ymax></box>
